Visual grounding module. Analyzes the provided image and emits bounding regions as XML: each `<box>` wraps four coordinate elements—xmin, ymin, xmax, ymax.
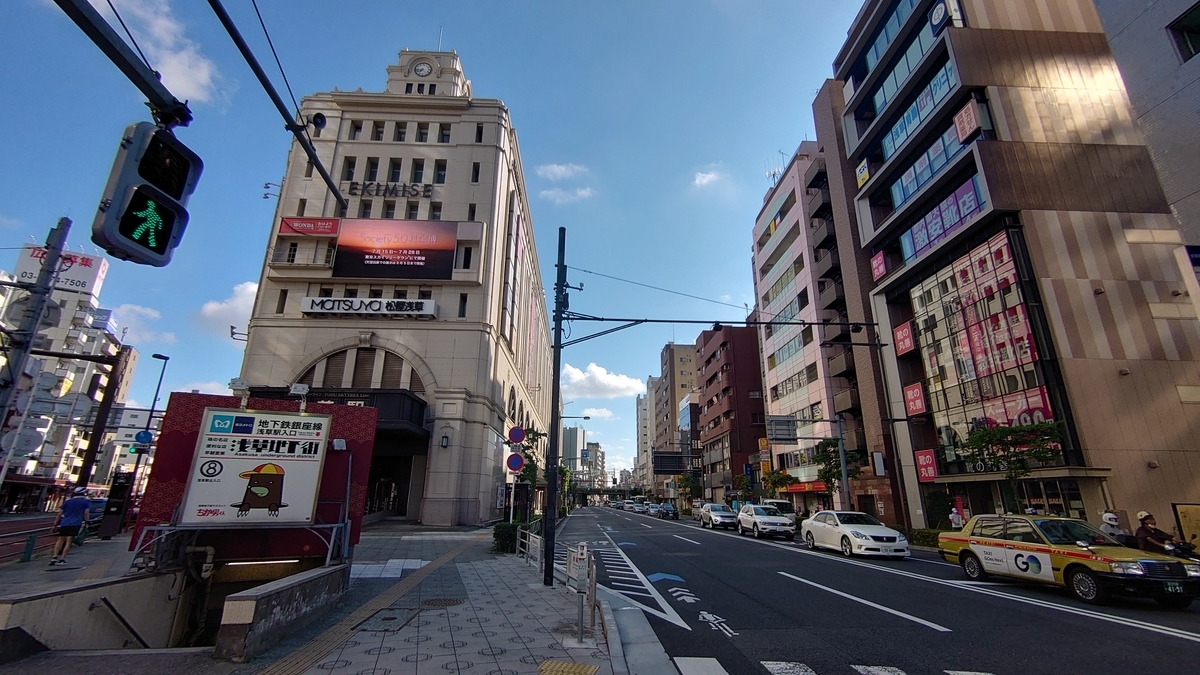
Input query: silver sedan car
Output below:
<box><xmin>699</xmin><ymin>503</ymin><xmax>737</xmax><ymax>529</ymax></box>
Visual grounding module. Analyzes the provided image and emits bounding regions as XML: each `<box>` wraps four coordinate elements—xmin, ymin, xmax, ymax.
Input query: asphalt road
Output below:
<box><xmin>557</xmin><ymin>506</ymin><xmax>1200</xmax><ymax>675</ymax></box>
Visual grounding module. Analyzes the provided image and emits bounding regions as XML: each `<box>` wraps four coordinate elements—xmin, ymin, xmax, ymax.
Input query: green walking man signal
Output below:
<box><xmin>92</xmin><ymin>122</ymin><xmax>202</xmax><ymax>266</ymax></box>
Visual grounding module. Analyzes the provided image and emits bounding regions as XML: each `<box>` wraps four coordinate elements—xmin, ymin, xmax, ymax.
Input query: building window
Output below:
<box><xmin>348</xmin><ymin>121</ymin><xmax>362</xmax><ymax>140</ymax></box>
<box><xmin>304</xmin><ymin>160</ymin><xmax>313</xmax><ymax>178</ymax></box>
<box><xmin>471</xmin><ymin>162</ymin><xmax>480</xmax><ymax>183</ymax></box>
<box><xmin>438</xmin><ymin>124</ymin><xmax>450</xmax><ymax>143</ymax></box>
<box><xmin>371</xmin><ymin>121</ymin><xmax>384</xmax><ymax>141</ymax></box>
<box><xmin>417</xmin><ymin>83</ymin><xmax>425</xmax><ymax>94</ymax></box>
<box><xmin>461</xmin><ymin>246</ymin><xmax>473</xmax><ymax>269</ymax></box>
<box><xmin>342</xmin><ymin>157</ymin><xmax>356</xmax><ymax>181</ymax></box>
<box><xmin>389</xmin><ymin>159</ymin><xmax>402</xmax><ymax>182</ymax></box>
<box><xmin>394</xmin><ymin>122</ymin><xmax>407</xmax><ymax>141</ymax></box>
<box><xmin>383</xmin><ymin>200</ymin><xmax>396</xmax><ymax>218</ymax></box>
<box><xmin>405</xmin><ymin>83</ymin><xmax>413</xmax><ymax>94</ymax></box>
<box><xmin>393</xmin><ymin>289</ymin><xmax>408</xmax><ymax>299</ymax></box>
<box><xmin>318</xmin><ymin>287</ymin><xmax>333</xmax><ymax>297</ymax></box>
<box><xmin>467</xmin><ymin>203</ymin><xmax>476</xmax><ymax>221</ymax></box>
<box><xmin>296</xmin><ymin>199</ymin><xmax>307</xmax><ymax>217</ymax></box>
<box><xmin>365</xmin><ymin>158</ymin><xmax>379</xmax><ymax>181</ymax></box>
<box><xmin>798</xmin><ymin>287</ymin><xmax>809</xmax><ymax>309</ymax></box>
<box><xmin>434</xmin><ymin>159</ymin><xmax>447</xmax><ymax>183</ymax></box>
<box><xmin>411</xmin><ymin>158</ymin><xmax>424</xmax><ymax>182</ymax></box>
<box><xmin>417</xmin><ymin>123</ymin><xmax>429</xmax><ymax>142</ymax></box>
<box><xmin>429</xmin><ymin>84</ymin><xmax>436</xmax><ymax>95</ymax></box>
<box><xmin>359</xmin><ymin>200</ymin><xmax>372</xmax><ymax>218</ymax></box>
<box><xmin>407</xmin><ymin>201</ymin><xmax>419</xmax><ymax>219</ymax></box>
<box><xmin>1172</xmin><ymin>5</ymin><xmax>1200</xmax><ymax>61</ymax></box>
<box><xmin>418</xmin><ymin>288</ymin><xmax>432</xmax><ymax>300</ymax></box>
<box><xmin>475</xmin><ymin>123</ymin><xmax>484</xmax><ymax>143</ymax></box>
<box><xmin>337</xmin><ymin>202</ymin><xmax>347</xmax><ymax>217</ymax></box>
<box><xmin>458</xmin><ymin>293</ymin><xmax>468</xmax><ymax>317</ymax></box>
<box><xmin>369</xmin><ymin>288</ymin><xmax>383</xmax><ymax>298</ymax></box>
<box><xmin>430</xmin><ymin>202</ymin><xmax>442</xmax><ymax>220</ymax></box>
<box><xmin>344</xmin><ymin>287</ymin><xmax>358</xmax><ymax>298</ymax></box>
<box><xmin>285</xmin><ymin>242</ymin><xmax>298</xmax><ymax>263</ymax></box>
<box><xmin>275</xmin><ymin>289</ymin><xmax>288</xmax><ymax>314</ymax></box>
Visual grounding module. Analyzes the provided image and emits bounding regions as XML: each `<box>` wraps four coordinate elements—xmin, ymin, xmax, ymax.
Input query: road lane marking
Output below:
<box><xmin>761</xmin><ymin>663</ymin><xmax>818</xmax><ymax>675</ymax></box>
<box><xmin>674</xmin><ymin>657</ymin><xmax>729</xmax><ymax>675</ymax></box>
<box><xmin>598</xmin><ymin>529</ymin><xmax>691</xmax><ymax>630</ymax></box>
<box><xmin>673</xmin><ymin>535</ymin><xmax>701</xmax><ymax>545</ymax></box>
<box><xmin>852</xmin><ymin>668</ymin><xmax>907</xmax><ymax>675</ymax></box>
<box><xmin>779</xmin><ymin>572</ymin><xmax>951</xmax><ymax>632</ymax></box>
<box><xmin>943</xmin><ymin>672</ymin><xmax>997</xmax><ymax>674</ymax></box>
<box><xmin>642</xmin><ymin>523</ymin><xmax>653</xmax><ymax>529</ymax></box>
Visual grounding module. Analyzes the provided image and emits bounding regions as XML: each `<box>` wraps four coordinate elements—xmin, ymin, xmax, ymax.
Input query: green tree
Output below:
<box><xmin>675</xmin><ymin>473</ymin><xmax>699</xmax><ymax>500</ymax></box>
<box><xmin>812</xmin><ymin>439</ymin><xmax>861</xmax><ymax>503</ymax></box>
<box><xmin>763</xmin><ymin>469</ymin><xmax>798</xmax><ymax>498</ymax></box>
<box><xmin>959</xmin><ymin>421</ymin><xmax>1062</xmax><ymax>503</ymax></box>
<box><xmin>732</xmin><ymin>474</ymin><xmax>750</xmax><ymax>497</ymax></box>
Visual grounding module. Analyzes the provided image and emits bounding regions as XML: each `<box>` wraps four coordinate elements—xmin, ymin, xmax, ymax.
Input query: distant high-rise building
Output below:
<box><xmin>653</xmin><ymin>345</ymin><xmax>696</xmax><ymax>496</ymax></box>
<box><xmin>635</xmin><ymin>379</ymin><xmax>658</xmax><ymax>489</ymax></box>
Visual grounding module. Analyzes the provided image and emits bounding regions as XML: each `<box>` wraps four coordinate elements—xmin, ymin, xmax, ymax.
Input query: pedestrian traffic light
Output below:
<box><xmin>92</xmin><ymin>122</ymin><xmax>203</xmax><ymax>267</ymax></box>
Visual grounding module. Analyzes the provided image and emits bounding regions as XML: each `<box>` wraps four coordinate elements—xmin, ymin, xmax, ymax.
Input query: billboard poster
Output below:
<box><xmin>280</xmin><ymin>217</ymin><xmax>340</xmax><ymax>236</ymax></box>
<box><xmin>915</xmin><ymin>449</ymin><xmax>938</xmax><ymax>482</ymax></box>
<box><xmin>904</xmin><ymin>382</ymin><xmax>928</xmax><ymax>416</ymax></box>
<box><xmin>333</xmin><ymin>219</ymin><xmax>457</xmax><ymax>279</ymax></box>
<box><xmin>12</xmin><ymin>244</ymin><xmax>108</xmax><ymax>297</ymax></box>
<box><xmin>179</xmin><ymin>408</ymin><xmax>331</xmax><ymax>526</ymax></box>
<box><xmin>871</xmin><ymin>251</ymin><xmax>888</xmax><ymax>281</ymax></box>
<box><xmin>894</xmin><ymin>321</ymin><xmax>916</xmax><ymax>355</ymax></box>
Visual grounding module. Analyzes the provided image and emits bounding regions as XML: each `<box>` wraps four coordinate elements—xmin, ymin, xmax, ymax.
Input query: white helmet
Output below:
<box><xmin>1102</xmin><ymin>513</ymin><xmax>1119</xmax><ymax>525</ymax></box>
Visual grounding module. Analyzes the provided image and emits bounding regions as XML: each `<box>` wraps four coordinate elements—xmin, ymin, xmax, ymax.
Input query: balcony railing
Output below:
<box><xmin>827</xmin><ymin>349</ymin><xmax>854</xmax><ymax>376</ymax></box>
<box><xmin>821</xmin><ymin>321</ymin><xmax>849</xmax><ymax>343</ymax></box>
<box><xmin>814</xmin><ymin>248</ymin><xmax>840</xmax><ymax>280</ymax></box>
<box><xmin>810</xmin><ymin>218</ymin><xmax>834</xmax><ymax>249</ymax></box>
<box><xmin>818</xmin><ymin>280</ymin><xmax>845</xmax><ymax>310</ymax></box>
<box><xmin>834</xmin><ymin>387</ymin><xmax>860</xmax><ymax>413</ymax></box>
<box><xmin>804</xmin><ymin>157</ymin><xmax>827</xmax><ymax>190</ymax></box>
<box><xmin>806</xmin><ymin>188</ymin><xmax>832</xmax><ymax>219</ymax></box>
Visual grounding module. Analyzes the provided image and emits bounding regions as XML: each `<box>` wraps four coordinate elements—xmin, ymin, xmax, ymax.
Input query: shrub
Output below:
<box><xmin>903</xmin><ymin>528</ymin><xmax>948</xmax><ymax>548</ymax></box>
<box><xmin>681</xmin><ymin>508</ymin><xmax>692</xmax><ymax>517</ymax></box>
<box><xmin>492</xmin><ymin>522</ymin><xmax>519</xmax><ymax>553</ymax></box>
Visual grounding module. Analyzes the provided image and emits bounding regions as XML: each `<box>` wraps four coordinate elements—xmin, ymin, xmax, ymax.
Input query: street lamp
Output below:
<box><xmin>130</xmin><ymin>353</ymin><xmax>169</xmax><ymax>499</ymax></box>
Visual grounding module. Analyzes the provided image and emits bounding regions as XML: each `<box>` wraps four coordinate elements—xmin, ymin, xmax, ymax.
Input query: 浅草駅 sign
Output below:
<box><xmin>178</xmin><ymin>408</ymin><xmax>331</xmax><ymax>526</ymax></box>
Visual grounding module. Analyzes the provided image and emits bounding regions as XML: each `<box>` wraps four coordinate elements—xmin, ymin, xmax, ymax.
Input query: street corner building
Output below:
<box><xmin>810</xmin><ymin>0</ymin><xmax>1200</xmax><ymax>528</ymax></box>
<box><xmin>239</xmin><ymin>51</ymin><xmax>551</xmax><ymax>526</ymax></box>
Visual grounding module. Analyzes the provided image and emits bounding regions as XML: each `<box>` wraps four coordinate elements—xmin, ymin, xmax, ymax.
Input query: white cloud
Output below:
<box><xmin>114</xmin><ymin>304</ymin><xmax>177</xmax><ymax>345</ymax></box>
<box><xmin>540</xmin><ymin>187</ymin><xmax>596</xmax><ymax>204</ymax></box>
<box><xmin>0</xmin><ymin>214</ymin><xmax>22</xmax><ymax>229</ymax></box>
<box><xmin>581</xmin><ymin>407</ymin><xmax>615</xmax><ymax>420</ymax></box>
<box><xmin>181</xmin><ymin>380</ymin><xmax>230</xmax><ymax>395</ymax></box>
<box><xmin>693</xmin><ymin>171</ymin><xmax>721</xmax><ymax>187</ymax></box>
<box><xmin>561</xmin><ymin>363</ymin><xmax>645</xmax><ymax>399</ymax></box>
<box><xmin>89</xmin><ymin>0</ymin><xmax>223</xmax><ymax>105</ymax></box>
<box><xmin>536</xmin><ymin>163</ymin><xmax>587</xmax><ymax>181</ymax></box>
<box><xmin>198</xmin><ymin>282</ymin><xmax>258</xmax><ymax>335</ymax></box>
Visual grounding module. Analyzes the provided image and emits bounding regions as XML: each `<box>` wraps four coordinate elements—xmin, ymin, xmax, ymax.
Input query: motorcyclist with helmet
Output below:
<box><xmin>1100</xmin><ymin>512</ymin><xmax>1128</xmax><ymax>537</ymax></box>
<box><xmin>1135</xmin><ymin>511</ymin><xmax>1182</xmax><ymax>553</ymax></box>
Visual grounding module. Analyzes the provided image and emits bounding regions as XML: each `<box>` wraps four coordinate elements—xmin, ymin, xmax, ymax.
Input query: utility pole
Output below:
<box><xmin>543</xmin><ymin>227</ymin><xmax>567</xmax><ymax>586</ymax></box>
<box><xmin>75</xmin><ymin>346</ymin><xmax>134</xmax><ymax>488</ymax></box>
<box><xmin>0</xmin><ymin>218</ymin><xmax>70</xmax><ymax>424</ymax></box>
<box><xmin>836</xmin><ymin>416</ymin><xmax>852</xmax><ymax>511</ymax></box>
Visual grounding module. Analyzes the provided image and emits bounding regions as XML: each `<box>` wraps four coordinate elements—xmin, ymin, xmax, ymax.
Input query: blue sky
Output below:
<box><xmin>1</xmin><ymin>0</ymin><xmax>862</xmax><ymax>476</ymax></box>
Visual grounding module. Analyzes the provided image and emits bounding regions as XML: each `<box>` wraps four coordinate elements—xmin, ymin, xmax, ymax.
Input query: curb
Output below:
<box><xmin>598</xmin><ymin>599</ymin><xmax>628</xmax><ymax>675</ymax></box>
<box><xmin>598</xmin><ymin>588</ymin><xmax>679</xmax><ymax>675</ymax></box>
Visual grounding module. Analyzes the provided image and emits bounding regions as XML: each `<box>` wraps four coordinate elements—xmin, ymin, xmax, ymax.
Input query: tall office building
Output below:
<box><xmin>1095</xmin><ymin>1</ymin><xmax>1200</xmax><ymax>245</ymax></box>
<box><xmin>562</xmin><ymin>425</ymin><xmax>586</xmax><ymax>479</ymax></box>
<box><xmin>653</xmin><ymin>345</ymin><xmax>696</xmax><ymax>496</ymax></box>
<box><xmin>240</xmin><ymin>51</ymin><xmax>551</xmax><ymax>526</ymax></box>
<box><xmin>815</xmin><ymin>0</ymin><xmax>1200</xmax><ymax>527</ymax></box>
<box><xmin>695</xmin><ymin>325</ymin><xmax>767</xmax><ymax>505</ymax></box>
<box><xmin>635</xmin><ymin>378</ymin><xmax>659</xmax><ymax>489</ymax></box>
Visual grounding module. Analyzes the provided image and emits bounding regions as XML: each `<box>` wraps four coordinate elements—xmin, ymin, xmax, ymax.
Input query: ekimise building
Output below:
<box><xmin>240</xmin><ymin>51</ymin><xmax>551</xmax><ymax>526</ymax></box>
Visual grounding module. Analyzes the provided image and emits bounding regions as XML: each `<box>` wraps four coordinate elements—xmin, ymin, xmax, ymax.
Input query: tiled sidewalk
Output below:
<box><xmin>303</xmin><ymin>545</ymin><xmax>611</xmax><ymax>675</ymax></box>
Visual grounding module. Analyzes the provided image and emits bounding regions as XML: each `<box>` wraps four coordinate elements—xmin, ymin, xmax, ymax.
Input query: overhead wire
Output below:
<box><xmin>106</xmin><ymin>0</ymin><xmax>153</xmax><ymax>71</ymax></box>
<box><xmin>250</xmin><ymin>0</ymin><xmax>313</xmax><ymax>148</ymax></box>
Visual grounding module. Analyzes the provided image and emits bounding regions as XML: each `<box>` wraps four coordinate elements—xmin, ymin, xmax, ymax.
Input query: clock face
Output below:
<box><xmin>414</xmin><ymin>62</ymin><xmax>433</xmax><ymax>77</ymax></box>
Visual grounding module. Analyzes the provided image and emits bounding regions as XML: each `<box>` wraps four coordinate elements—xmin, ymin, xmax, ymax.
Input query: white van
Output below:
<box><xmin>762</xmin><ymin>499</ymin><xmax>797</xmax><ymax>525</ymax></box>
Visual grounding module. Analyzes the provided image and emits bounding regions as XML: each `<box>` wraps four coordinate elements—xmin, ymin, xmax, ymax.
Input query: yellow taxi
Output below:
<box><xmin>938</xmin><ymin>514</ymin><xmax>1200</xmax><ymax>609</ymax></box>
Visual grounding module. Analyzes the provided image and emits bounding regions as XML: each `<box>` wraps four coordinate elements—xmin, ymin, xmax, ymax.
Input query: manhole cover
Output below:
<box><xmin>355</xmin><ymin>608</ymin><xmax>421</xmax><ymax>632</ymax></box>
<box><xmin>422</xmin><ymin>597</ymin><xmax>464</xmax><ymax>607</ymax></box>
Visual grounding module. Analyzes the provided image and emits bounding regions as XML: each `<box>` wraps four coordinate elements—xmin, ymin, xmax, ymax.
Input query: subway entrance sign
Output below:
<box><xmin>92</xmin><ymin>122</ymin><xmax>202</xmax><ymax>267</ymax></box>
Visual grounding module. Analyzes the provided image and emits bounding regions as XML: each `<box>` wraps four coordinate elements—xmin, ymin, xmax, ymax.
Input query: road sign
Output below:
<box><xmin>1</xmin><ymin>428</ymin><xmax>46</xmax><ymax>454</ymax></box>
<box><xmin>134</xmin><ymin>430</ymin><xmax>154</xmax><ymax>444</ymax></box>
<box><xmin>506</xmin><ymin>453</ymin><xmax>525</xmax><ymax>473</ymax></box>
<box><xmin>766</xmin><ymin>415</ymin><xmax>798</xmax><ymax>443</ymax></box>
<box><xmin>508</xmin><ymin>426</ymin><xmax>526</xmax><ymax>444</ymax></box>
<box><xmin>744</xmin><ymin>463</ymin><xmax>753</xmax><ymax>476</ymax></box>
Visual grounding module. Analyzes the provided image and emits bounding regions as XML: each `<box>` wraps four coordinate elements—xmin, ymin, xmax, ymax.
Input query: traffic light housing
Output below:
<box><xmin>92</xmin><ymin>122</ymin><xmax>202</xmax><ymax>266</ymax></box>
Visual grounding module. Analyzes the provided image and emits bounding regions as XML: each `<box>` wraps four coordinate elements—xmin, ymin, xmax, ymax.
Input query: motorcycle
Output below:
<box><xmin>1163</xmin><ymin>536</ymin><xmax>1200</xmax><ymax>563</ymax></box>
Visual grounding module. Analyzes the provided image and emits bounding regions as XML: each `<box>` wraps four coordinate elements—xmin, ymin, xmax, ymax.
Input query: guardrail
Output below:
<box><xmin>0</xmin><ymin>526</ymin><xmax>56</xmax><ymax>564</ymax></box>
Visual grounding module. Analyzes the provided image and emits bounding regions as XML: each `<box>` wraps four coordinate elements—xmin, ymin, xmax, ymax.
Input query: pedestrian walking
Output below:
<box><xmin>49</xmin><ymin>487</ymin><xmax>90</xmax><ymax>566</ymax></box>
<box><xmin>949</xmin><ymin>508</ymin><xmax>964</xmax><ymax>530</ymax></box>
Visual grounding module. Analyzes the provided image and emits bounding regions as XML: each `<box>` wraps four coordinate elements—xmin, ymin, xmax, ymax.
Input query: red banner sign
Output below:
<box><xmin>871</xmin><ymin>251</ymin><xmax>887</xmax><ymax>281</ymax></box>
<box><xmin>893</xmin><ymin>322</ymin><xmax>915</xmax><ymax>355</ymax></box>
<box><xmin>786</xmin><ymin>481</ymin><xmax>827</xmax><ymax>493</ymax></box>
<box><xmin>915</xmin><ymin>449</ymin><xmax>938</xmax><ymax>482</ymax></box>
<box><xmin>954</xmin><ymin>100</ymin><xmax>981</xmax><ymax>143</ymax></box>
<box><xmin>280</xmin><ymin>217</ymin><xmax>340</xmax><ymax>236</ymax></box>
<box><xmin>904</xmin><ymin>382</ymin><xmax>928</xmax><ymax>416</ymax></box>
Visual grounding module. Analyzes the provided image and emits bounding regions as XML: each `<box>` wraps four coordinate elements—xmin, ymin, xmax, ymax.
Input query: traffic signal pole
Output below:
<box><xmin>542</xmin><ymin>227</ymin><xmax>567</xmax><ymax>586</ymax></box>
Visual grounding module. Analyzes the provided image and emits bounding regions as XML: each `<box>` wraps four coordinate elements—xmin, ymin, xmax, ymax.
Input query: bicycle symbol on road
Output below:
<box><xmin>200</xmin><ymin>460</ymin><xmax>223</xmax><ymax>478</ymax></box>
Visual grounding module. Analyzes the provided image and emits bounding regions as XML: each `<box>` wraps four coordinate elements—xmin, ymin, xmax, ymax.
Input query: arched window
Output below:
<box><xmin>508</xmin><ymin>387</ymin><xmax>518</xmax><ymax>419</ymax></box>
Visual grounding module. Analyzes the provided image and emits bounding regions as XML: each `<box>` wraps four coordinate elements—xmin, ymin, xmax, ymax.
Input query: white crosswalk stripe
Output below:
<box><xmin>674</xmin><ymin>657</ymin><xmax>729</xmax><ymax>675</ymax></box>
<box><xmin>758</xmin><ymin>665</ymin><xmax>994</xmax><ymax>675</ymax></box>
<box><xmin>852</xmin><ymin>667</ymin><xmax>908</xmax><ymax>675</ymax></box>
<box><xmin>761</xmin><ymin>662</ymin><xmax>818</xmax><ymax>675</ymax></box>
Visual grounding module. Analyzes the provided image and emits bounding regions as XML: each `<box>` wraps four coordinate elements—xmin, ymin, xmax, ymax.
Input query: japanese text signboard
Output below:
<box><xmin>893</xmin><ymin>321</ymin><xmax>916</xmax><ymax>355</ymax></box>
<box><xmin>13</xmin><ymin>244</ymin><xmax>109</xmax><ymax>297</ymax></box>
<box><xmin>179</xmin><ymin>408</ymin><xmax>331</xmax><ymax>526</ymax></box>
<box><xmin>915</xmin><ymin>449</ymin><xmax>939</xmax><ymax>482</ymax></box>
<box><xmin>903</xmin><ymin>382</ymin><xmax>928</xmax><ymax>416</ymax></box>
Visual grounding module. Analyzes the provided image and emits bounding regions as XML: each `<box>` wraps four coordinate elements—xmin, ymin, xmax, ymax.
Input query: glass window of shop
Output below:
<box><xmin>910</xmin><ymin>232</ymin><xmax>1060</xmax><ymax>476</ymax></box>
<box><xmin>871</xmin><ymin>20</ymin><xmax>938</xmax><ymax>116</ymax></box>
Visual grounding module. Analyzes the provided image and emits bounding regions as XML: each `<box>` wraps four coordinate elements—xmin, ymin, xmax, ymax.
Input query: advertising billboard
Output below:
<box><xmin>178</xmin><ymin>408</ymin><xmax>331</xmax><ymax>526</ymax></box>
<box><xmin>12</xmin><ymin>244</ymin><xmax>109</xmax><ymax>297</ymax></box>
<box><xmin>915</xmin><ymin>449</ymin><xmax>938</xmax><ymax>482</ymax></box>
<box><xmin>333</xmin><ymin>219</ymin><xmax>457</xmax><ymax>279</ymax></box>
<box><xmin>280</xmin><ymin>217</ymin><xmax>340</xmax><ymax>236</ymax></box>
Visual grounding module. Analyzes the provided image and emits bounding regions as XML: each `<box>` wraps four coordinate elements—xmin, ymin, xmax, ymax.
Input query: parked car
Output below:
<box><xmin>658</xmin><ymin>503</ymin><xmax>679</xmax><ymax>520</ymax></box>
<box><xmin>691</xmin><ymin>502</ymin><xmax>708</xmax><ymax>521</ymax></box>
<box><xmin>700</xmin><ymin>503</ymin><xmax>737</xmax><ymax>529</ymax></box>
<box><xmin>632</xmin><ymin>502</ymin><xmax>648</xmax><ymax>514</ymax></box>
<box><xmin>939</xmin><ymin>514</ymin><xmax>1200</xmax><ymax>608</ymax></box>
<box><xmin>622</xmin><ymin>500</ymin><xmax>635</xmax><ymax>511</ymax></box>
<box><xmin>802</xmin><ymin>510</ymin><xmax>909</xmax><ymax>558</ymax></box>
<box><xmin>761</xmin><ymin>499</ymin><xmax>797</xmax><ymax>525</ymax></box>
<box><xmin>647</xmin><ymin>504</ymin><xmax>661</xmax><ymax>517</ymax></box>
<box><xmin>737</xmin><ymin>504</ymin><xmax>795</xmax><ymax>540</ymax></box>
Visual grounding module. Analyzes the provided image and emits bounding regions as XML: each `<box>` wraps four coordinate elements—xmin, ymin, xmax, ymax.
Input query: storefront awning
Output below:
<box><xmin>786</xmin><ymin>481</ymin><xmax>827</xmax><ymax>493</ymax></box>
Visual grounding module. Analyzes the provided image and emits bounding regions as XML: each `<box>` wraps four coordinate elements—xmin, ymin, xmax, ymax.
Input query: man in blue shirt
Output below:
<box><xmin>50</xmin><ymin>487</ymin><xmax>90</xmax><ymax>566</ymax></box>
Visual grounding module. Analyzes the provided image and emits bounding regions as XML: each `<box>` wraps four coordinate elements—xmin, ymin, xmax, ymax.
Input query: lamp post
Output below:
<box><xmin>130</xmin><ymin>353</ymin><xmax>169</xmax><ymax>498</ymax></box>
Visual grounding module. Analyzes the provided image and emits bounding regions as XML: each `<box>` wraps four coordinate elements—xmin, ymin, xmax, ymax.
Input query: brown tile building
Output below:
<box><xmin>652</xmin><ymin>343</ymin><xmax>696</xmax><ymax>496</ymax></box>
<box><xmin>814</xmin><ymin>0</ymin><xmax>1200</xmax><ymax>529</ymax></box>
<box><xmin>695</xmin><ymin>326</ymin><xmax>766</xmax><ymax>504</ymax></box>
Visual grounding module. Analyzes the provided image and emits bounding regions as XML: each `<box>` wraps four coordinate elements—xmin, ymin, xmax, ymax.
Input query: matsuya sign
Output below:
<box><xmin>301</xmin><ymin>297</ymin><xmax>437</xmax><ymax>318</ymax></box>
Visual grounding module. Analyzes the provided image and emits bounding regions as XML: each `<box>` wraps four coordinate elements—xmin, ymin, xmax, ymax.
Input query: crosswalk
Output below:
<box><xmin>672</xmin><ymin>658</ymin><xmax>994</xmax><ymax>675</ymax></box>
<box><xmin>349</xmin><ymin>558</ymin><xmax>428</xmax><ymax>578</ymax></box>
